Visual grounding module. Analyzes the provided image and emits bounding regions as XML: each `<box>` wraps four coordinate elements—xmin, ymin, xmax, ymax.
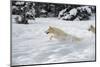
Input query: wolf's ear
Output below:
<box><xmin>49</xmin><ymin>26</ymin><xmax>52</xmax><ymax>29</ymax></box>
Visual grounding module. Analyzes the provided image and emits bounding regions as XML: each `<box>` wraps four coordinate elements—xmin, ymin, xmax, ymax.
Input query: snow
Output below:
<box><xmin>58</xmin><ymin>8</ymin><xmax>67</xmax><ymax>19</ymax></box>
<box><xmin>12</xmin><ymin>17</ymin><xmax>95</xmax><ymax>66</ymax></box>
<box><xmin>15</xmin><ymin>2</ymin><xmax>24</xmax><ymax>5</ymax></box>
<box><xmin>26</xmin><ymin>8</ymin><xmax>35</xmax><ymax>15</ymax></box>
<box><xmin>78</xmin><ymin>6</ymin><xmax>92</xmax><ymax>14</ymax></box>
<box><xmin>69</xmin><ymin>8</ymin><xmax>77</xmax><ymax>16</ymax></box>
<box><xmin>41</xmin><ymin>9</ymin><xmax>47</xmax><ymax>13</ymax></box>
<box><xmin>12</xmin><ymin>15</ymin><xmax>22</xmax><ymax>23</ymax></box>
<box><xmin>58</xmin><ymin>6</ymin><xmax>95</xmax><ymax>20</ymax></box>
<box><xmin>61</xmin><ymin>14</ymin><xmax>71</xmax><ymax>20</ymax></box>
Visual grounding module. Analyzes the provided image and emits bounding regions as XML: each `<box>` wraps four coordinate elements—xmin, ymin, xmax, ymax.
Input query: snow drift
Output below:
<box><xmin>12</xmin><ymin>17</ymin><xmax>95</xmax><ymax>65</ymax></box>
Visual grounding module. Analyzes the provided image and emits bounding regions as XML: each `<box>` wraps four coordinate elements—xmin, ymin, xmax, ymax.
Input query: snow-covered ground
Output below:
<box><xmin>12</xmin><ymin>16</ymin><xmax>96</xmax><ymax>66</ymax></box>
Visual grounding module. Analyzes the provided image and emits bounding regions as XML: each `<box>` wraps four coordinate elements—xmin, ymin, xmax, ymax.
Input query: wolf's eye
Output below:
<box><xmin>46</xmin><ymin>32</ymin><xmax>49</xmax><ymax>34</ymax></box>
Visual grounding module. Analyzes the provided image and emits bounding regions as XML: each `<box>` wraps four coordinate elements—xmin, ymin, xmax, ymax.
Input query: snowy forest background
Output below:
<box><xmin>11</xmin><ymin>1</ymin><xmax>96</xmax><ymax>66</ymax></box>
<box><xmin>12</xmin><ymin>1</ymin><xmax>96</xmax><ymax>24</ymax></box>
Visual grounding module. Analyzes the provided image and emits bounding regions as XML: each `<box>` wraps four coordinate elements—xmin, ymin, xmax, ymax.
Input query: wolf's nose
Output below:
<box><xmin>46</xmin><ymin>32</ymin><xmax>49</xmax><ymax>34</ymax></box>
<box><xmin>45</xmin><ymin>31</ymin><xmax>49</xmax><ymax>34</ymax></box>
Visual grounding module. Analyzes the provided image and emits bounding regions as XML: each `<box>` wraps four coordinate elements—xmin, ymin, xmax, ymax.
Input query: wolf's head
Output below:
<box><xmin>45</xmin><ymin>26</ymin><xmax>54</xmax><ymax>34</ymax></box>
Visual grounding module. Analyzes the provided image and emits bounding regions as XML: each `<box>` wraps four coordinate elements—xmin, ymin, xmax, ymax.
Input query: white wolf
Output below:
<box><xmin>45</xmin><ymin>26</ymin><xmax>81</xmax><ymax>41</ymax></box>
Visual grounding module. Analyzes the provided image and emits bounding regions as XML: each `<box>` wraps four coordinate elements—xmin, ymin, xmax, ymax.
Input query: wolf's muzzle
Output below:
<box><xmin>45</xmin><ymin>31</ymin><xmax>49</xmax><ymax>34</ymax></box>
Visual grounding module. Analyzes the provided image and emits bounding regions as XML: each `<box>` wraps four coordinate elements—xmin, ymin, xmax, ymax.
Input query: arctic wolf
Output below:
<box><xmin>45</xmin><ymin>26</ymin><xmax>81</xmax><ymax>41</ymax></box>
<box><xmin>88</xmin><ymin>25</ymin><xmax>95</xmax><ymax>33</ymax></box>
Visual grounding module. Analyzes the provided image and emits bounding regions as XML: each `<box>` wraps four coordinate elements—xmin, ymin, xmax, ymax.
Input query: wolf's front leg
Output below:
<box><xmin>49</xmin><ymin>35</ymin><xmax>53</xmax><ymax>40</ymax></box>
